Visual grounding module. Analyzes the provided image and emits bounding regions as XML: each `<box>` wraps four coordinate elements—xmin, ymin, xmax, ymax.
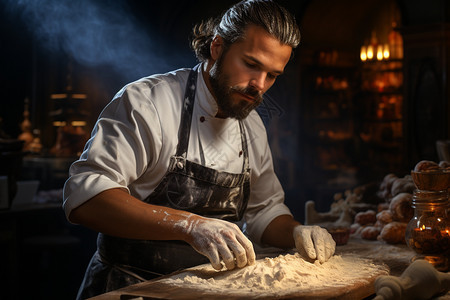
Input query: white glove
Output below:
<box><xmin>293</xmin><ymin>225</ymin><xmax>335</xmax><ymax>263</ymax></box>
<box><xmin>186</xmin><ymin>217</ymin><xmax>256</xmax><ymax>271</ymax></box>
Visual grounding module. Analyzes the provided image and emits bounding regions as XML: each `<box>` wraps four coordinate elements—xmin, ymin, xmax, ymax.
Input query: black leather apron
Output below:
<box><xmin>76</xmin><ymin>66</ymin><xmax>251</xmax><ymax>299</ymax></box>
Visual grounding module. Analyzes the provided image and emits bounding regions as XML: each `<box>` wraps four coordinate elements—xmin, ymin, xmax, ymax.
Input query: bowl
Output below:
<box><xmin>411</xmin><ymin>170</ymin><xmax>450</xmax><ymax>191</ymax></box>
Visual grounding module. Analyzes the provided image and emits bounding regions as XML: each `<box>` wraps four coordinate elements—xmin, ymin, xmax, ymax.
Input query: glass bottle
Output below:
<box><xmin>405</xmin><ymin>189</ymin><xmax>450</xmax><ymax>271</ymax></box>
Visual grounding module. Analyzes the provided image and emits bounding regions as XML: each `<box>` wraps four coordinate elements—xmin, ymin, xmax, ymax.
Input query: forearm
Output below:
<box><xmin>69</xmin><ymin>188</ymin><xmax>200</xmax><ymax>241</ymax></box>
<box><xmin>70</xmin><ymin>187</ymin><xmax>256</xmax><ymax>270</ymax></box>
<box><xmin>261</xmin><ymin>214</ymin><xmax>300</xmax><ymax>249</ymax></box>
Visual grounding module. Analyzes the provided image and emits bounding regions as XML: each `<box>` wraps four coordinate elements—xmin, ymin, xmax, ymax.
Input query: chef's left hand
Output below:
<box><xmin>293</xmin><ymin>225</ymin><xmax>335</xmax><ymax>263</ymax></box>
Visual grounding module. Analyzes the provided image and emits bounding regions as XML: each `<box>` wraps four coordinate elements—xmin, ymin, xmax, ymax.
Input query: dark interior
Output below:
<box><xmin>0</xmin><ymin>0</ymin><xmax>449</xmax><ymax>299</ymax></box>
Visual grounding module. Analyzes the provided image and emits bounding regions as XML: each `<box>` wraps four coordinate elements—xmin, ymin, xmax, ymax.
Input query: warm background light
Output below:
<box><xmin>360</xmin><ymin>46</ymin><xmax>367</xmax><ymax>61</ymax></box>
<box><xmin>367</xmin><ymin>45</ymin><xmax>374</xmax><ymax>60</ymax></box>
<box><xmin>383</xmin><ymin>44</ymin><xmax>390</xmax><ymax>59</ymax></box>
<box><xmin>377</xmin><ymin>45</ymin><xmax>383</xmax><ymax>60</ymax></box>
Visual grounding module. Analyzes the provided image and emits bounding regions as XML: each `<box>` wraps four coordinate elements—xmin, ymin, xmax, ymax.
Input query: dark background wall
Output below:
<box><xmin>0</xmin><ymin>1</ymin><xmax>449</xmax><ymax>299</ymax></box>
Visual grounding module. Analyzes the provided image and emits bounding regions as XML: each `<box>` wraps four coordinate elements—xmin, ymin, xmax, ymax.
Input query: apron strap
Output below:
<box><xmin>239</xmin><ymin>120</ymin><xmax>250</xmax><ymax>172</ymax></box>
<box><xmin>175</xmin><ymin>64</ymin><xmax>199</xmax><ymax>158</ymax></box>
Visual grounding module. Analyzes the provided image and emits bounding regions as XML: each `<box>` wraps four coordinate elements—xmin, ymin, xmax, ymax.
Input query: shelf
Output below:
<box><xmin>357</xmin><ymin>55</ymin><xmax>405</xmax><ymax>177</ymax></box>
<box><xmin>299</xmin><ymin>52</ymin><xmax>406</xmax><ymax>191</ymax></box>
<box><xmin>363</xmin><ymin>118</ymin><xmax>403</xmax><ymax>123</ymax></box>
<box><xmin>360</xmin><ymin>59</ymin><xmax>403</xmax><ymax>93</ymax></box>
<box><xmin>314</xmin><ymin>117</ymin><xmax>353</xmax><ymax>122</ymax></box>
<box><xmin>359</xmin><ymin>89</ymin><xmax>403</xmax><ymax>95</ymax></box>
<box><xmin>300</xmin><ymin>57</ymin><xmax>359</xmax><ymax>192</ymax></box>
<box><xmin>307</xmin><ymin>133</ymin><xmax>354</xmax><ymax>143</ymax></box>
<box><xmin>362</xmin><ymin>66</ymin><xmax>403</xmax><ymax>73</ymax></box>
<box><xmin>313</xmin><ymin>89</ymin><xmax>351</xmax><ymax>94</ymax></box>
<box><xmin>361</xmin><ymin>59</ymin><xmax>403</xmax><ymax>71</ymax></box>
<box><xmin>360</xmin><ymin>138</ymin><xmax>403</xmax><ymax>148</ymax></box>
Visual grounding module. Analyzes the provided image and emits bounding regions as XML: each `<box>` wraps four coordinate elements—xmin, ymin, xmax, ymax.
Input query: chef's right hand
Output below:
<box><xmin>293</xmin><ymin>225</ymin><xmax>335</xmax><ymax>263</ymax></box>
<box><xmin>186</xmin><ymin>217</ymin><xmax>256</xmax><ymax>271</ymax></box>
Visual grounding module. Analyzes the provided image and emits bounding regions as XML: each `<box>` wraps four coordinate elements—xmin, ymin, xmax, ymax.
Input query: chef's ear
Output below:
<box><xmin>210</xmin><ymin>35</ymin><xmax>224</xmax><ymax>61</ymax></box>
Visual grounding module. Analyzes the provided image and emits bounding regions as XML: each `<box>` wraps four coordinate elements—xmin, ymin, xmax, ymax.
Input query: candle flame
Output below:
<box><xmin>360</xmin><ymin>46</ymin><xmax>367</xmax><ymax>61</ymax></box>
<box><xmin>367</xmin><ymin>45</ymin><xmax>374</xmax><ymax>60</ymax></box>
<box><xmin>377</xmin><ymin>45</ymin><xmax>383</xmax><ymax>60</ymax></box>
<box><xmin>383</xmin><ymin>44</ymin><xmax>390</xmax><ymax>59</ymax></box>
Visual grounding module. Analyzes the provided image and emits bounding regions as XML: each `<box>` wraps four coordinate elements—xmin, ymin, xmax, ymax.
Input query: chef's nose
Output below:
<box><xmin>249</xmin><ymin>72</ymin><xmax>266</xmax><ymax>92</ymax></box>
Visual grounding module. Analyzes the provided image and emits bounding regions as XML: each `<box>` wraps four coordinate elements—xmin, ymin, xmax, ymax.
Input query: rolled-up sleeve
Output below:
<box><xmin>63</xmin><ymin>81</ymin><xmax>162</xmax><ymax>221</ymax></box>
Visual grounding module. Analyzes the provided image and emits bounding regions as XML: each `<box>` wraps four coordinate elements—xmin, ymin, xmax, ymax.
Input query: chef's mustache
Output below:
<box><xmin>230</xmin><ymin>86</ymin><xmax>263</xmax><ymax>103</ymax></box>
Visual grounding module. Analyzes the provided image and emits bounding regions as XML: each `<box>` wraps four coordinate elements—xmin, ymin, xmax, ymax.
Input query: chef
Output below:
<box><xmin>63</xmin><ymin>0</ymin><xmax>336</xmax><ymax>299</ymax></box>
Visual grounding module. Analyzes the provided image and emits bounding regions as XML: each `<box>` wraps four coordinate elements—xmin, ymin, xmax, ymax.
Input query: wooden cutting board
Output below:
<box><xmin>91</xmin><ymin>253</ymin><xmax>389</xmax><ymax>300</ymax></box>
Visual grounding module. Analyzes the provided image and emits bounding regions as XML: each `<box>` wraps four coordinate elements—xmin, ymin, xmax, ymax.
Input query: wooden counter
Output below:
<box><xmin>89</xmin><ymin>237</ymin><xmax>450</xmax><ymax>299</ymax></box>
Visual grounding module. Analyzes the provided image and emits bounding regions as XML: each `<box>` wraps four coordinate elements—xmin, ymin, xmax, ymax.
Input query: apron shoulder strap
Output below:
<box><xmin>175</xmin><ymin>65</ymin><xmax>199</xmax><ymax>158</ymax></box>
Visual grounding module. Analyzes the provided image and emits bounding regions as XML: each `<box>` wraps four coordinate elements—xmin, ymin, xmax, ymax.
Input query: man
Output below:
<box><xmin>63</xmin><ymin>0</ymin><xmax>336</xmax><ymax>298</ymax></box>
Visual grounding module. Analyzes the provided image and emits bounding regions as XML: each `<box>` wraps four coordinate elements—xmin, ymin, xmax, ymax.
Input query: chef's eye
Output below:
<box><xmin>245</xmin><ymin>61</ymin><xmax>257</xmax><ymax>69</ymax></box>
<box><xmin>267</xmin><ymin>73</ymin><xmax>277</xmax><ymax>80</ymax></box>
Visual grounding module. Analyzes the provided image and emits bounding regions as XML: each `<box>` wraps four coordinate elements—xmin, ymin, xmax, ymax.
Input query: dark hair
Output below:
<box><xmin>190</xmin><ymin>0</ymin><xmax>301</xmax><ymax>62</ymax></box>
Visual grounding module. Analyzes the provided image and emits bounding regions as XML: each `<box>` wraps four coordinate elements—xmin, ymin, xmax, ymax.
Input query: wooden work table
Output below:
<box><xmin>88</xmin><ymin>237</ymin><xmax>450</xmax><ymax>300</ymax></box>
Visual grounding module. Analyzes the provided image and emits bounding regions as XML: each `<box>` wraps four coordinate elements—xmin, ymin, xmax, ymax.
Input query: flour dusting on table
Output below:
<box><xmin>161</xmin><ymin>253</ymin><xmax>388</xmax><ymax>297</ymax></box>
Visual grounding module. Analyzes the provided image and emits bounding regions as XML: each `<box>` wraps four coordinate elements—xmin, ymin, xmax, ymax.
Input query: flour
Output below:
<box><xmin>173</xmin><ymin>214</ymin><xmax>196</xmax><ymax>234</ymax></box>
<box><xmin>174</xmin><ymin>219</ymin><xmax>189</xmax><ymax>230</ymax></box>
<box><xmin>161</xmin><ymin>253</ymin><xmax>388</xmax><ymax>297</ymax></box>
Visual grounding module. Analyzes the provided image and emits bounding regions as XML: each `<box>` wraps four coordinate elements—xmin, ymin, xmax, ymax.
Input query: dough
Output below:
<box><xmin>355</xmin><ymin>210</ymin><xmax>377</xmax><ymax>226</ymax></box>
<box><xmin>378</xmin><ymin>173</ymin><xmax>398</xmax><ymax>199</ymax></box>
<box><xmin>376</xmin><ymin>210</ymin><xmax>393</xmax><ymax>225</ymax></box>
<box><xmin>361</xmin><ymin>226</ymin><xmax>381</xmax><ymax>240</ymax></box>
<box><xmin>438</xmin><ymin>160</ymin><xmax>450</xmax><ymax>170</ymax></box>
<box><xmin>379</xmin><ymin>222</ymin><xmax>407</xmax><ymax>244</ymax></box>
<box><xmin>389</xmin><ymin>193</ymin><xmax>413</xmax><ymax>222</ymax></box>
<box><xmin>390</xmin><ymin>177</ymin><xmax>415</xmax><ymax>198</ymax></box>
<box><xmin>350</xmin><ymin>223</ymin><xmax>361</xmax><ymax>234</ymax></box>
<box><xmin>414</xmin><ymin>160</ymin><xmax>440</xmax><ymax>172</ymax></box>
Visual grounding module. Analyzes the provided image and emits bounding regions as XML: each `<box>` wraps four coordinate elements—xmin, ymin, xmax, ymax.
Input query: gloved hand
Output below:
<box><xmin>186</xmin><ymin>216</ymin><xmax>256</xmax><ymax>271</ymax></box>
<box><xmin>293</xmin><ymin>225</ymin><xmax>335</xmax><ymax>263</ymax></box>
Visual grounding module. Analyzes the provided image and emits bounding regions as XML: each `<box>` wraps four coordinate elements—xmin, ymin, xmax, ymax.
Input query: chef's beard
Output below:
<box><xmin>209</xmin><ymin>55</ymin><xmax>263</xmax><ymax>120</ymax></box>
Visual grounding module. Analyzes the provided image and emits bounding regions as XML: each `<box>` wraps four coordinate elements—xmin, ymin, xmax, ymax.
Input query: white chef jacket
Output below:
<box><xmin>63</xmin><ymin>65</ymin><xmax>292</xmax><ymax>244</ymax></box>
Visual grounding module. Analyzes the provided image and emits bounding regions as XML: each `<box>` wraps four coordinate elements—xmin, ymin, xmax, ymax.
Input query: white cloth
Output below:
<box><xmin>63</xmin><ymin>65</ymin><xmax>292</xmax><ymax>244</ymax></box>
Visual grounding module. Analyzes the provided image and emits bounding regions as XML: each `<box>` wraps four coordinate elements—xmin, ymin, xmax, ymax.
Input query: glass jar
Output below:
<box><xmin>405</xmin><ymin>189</ymin><xmax>450</xmax><ymax>271</ymax></box>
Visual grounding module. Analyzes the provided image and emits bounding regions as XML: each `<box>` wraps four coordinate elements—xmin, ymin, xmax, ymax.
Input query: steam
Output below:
<box><xmin>5</xmin><ymin>0</ymin><xmax>190</xmax><ymax>80</ymax></box>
